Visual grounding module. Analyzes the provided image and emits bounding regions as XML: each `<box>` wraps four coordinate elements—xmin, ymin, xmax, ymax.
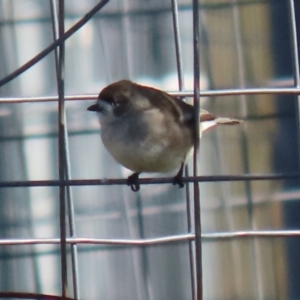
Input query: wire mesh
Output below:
<box><xmin>0</xmin><ymin>0</ymin><xmax>300</xmax><ymax>300</ymax></box>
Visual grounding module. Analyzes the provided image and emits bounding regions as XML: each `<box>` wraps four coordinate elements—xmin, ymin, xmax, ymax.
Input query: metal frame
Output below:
<box><xmin>0</xmin><ymin>0</ymin><xmax>300</xmax><ymax>300</ymax></box>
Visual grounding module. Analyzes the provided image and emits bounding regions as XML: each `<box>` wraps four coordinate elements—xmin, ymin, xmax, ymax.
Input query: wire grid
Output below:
<box><xmin>0</xmin><ymin>0</ymin><xmax>300</xmax><ymax>300</ymax></box>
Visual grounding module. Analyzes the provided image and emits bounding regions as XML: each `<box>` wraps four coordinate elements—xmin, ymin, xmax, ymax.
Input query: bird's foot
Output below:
<box><xmin>172</xmin><ymin>163</ymin><xmax>185</xmax><ymax>188</ymax></box>
<box><xmin>127</xmin><ymin>172</ymin><xmax>141</xmax><ymax>192</ymax></box>
<box><xmin>172</xmin><ymin>174</ymin><xmax>185</xmax><ymax>188</ymax></box>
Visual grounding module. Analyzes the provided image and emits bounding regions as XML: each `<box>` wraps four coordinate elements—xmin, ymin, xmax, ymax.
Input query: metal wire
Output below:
<box><xmin>192</xmin><ymin>0</ymin><xmax>202</xmax><ymax>298</ymax></box>
<box><xmin>171</xmin><ymin>0</ymin><xmax>196</xmax><ymax>298</ymax></box>
<box><xmin>56</xmin><ymin>1</ymin><xmax>68</xmax><ymax>297</ymax></box>
<box><xmin>0</xmin><ymin>1</ymin><xmax>300</xmax><ymax>299</ymax></box>
<box><xmin>288</xmin><ymin>0</ymin><xmax>300</xmax><ymax>88</ymax></box>
<box><xmin>0</xmin><ymin>173</ymin><xmax>300</xmax><ymax>188</ymax></box>
<box><xmin>288</xmin><ymin>0</ymin><xmax>300</xmax><ymax>174</ymax></box>
<box><xmin>0</xmin><ymin>229</ymin><xmax>300</xmax><ymax>247</ymax></box>
<box><xmin>1</xmin><ymin>87</ymin><xmax>300</xmax><ymax>104</ymax></box>
<box><xmin>50</xmin><ymin>1</ymin><xmax>80</xmax><ymax>298</ymax></box>
<box><xmin>0</xmin><ymin>0</ymin><xmax>109</xmax><ymax>87</ymax></box>
<box><xmin>0</xmin><ymin>292</ymin><xmax>74</xmax><ymax>300</ymax></box>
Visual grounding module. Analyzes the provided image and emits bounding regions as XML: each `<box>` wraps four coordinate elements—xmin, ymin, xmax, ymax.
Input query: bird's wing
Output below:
<box><xmin>136</xmin><ymin>84</ymin><xmax>195</xmax><ymax>124</ymax></box>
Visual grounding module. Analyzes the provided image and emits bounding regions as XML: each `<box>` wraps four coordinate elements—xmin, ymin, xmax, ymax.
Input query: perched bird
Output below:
<box><xmin>87</xmin><ymin>80</ymin><xmax>241</xmax><ymax>191</ymax></box>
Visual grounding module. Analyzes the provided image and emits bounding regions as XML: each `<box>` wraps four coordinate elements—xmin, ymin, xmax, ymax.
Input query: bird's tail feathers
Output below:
<box><xmin>200</xmin><ymin>114</ymin><xmax>242</xmax><ymax>133</ymax></box>
<box><xmin>213</xmin><ymin>117</ymin><xmax>242</xmax><ymax>125</ymax></box>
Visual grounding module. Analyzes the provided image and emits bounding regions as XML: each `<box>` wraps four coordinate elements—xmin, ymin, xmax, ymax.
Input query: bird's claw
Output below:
<box><xmin>172</xmin><ymin>163</ymin><xmax>185</xmax><ymax>188</ymax></box>
<box><xmin>130</xmin><ymin>183</ymin><xmax>140</xmax><ymax>192</ymax></box>
<box><xmin>172</xmin><ymin>175</ymin><xmax>185</xmax><ymax>188</ymax></box>
<box><xmin>127</xmin><ymin>173</ymin><xmax>140</xmax><ymax>192</ymax></box>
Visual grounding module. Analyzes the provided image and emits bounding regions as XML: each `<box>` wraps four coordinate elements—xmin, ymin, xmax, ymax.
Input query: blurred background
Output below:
<box><xmin>0</xmin><ymin>0</ymin><xmax>300</xmax><ymax>299</ymax></box>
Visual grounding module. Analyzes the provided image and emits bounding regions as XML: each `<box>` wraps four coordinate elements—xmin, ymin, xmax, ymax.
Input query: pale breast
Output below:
<box><xmin>100</xmin><ymin>109</ymin><xmax>193</xmax><ymax>173</ymax></box>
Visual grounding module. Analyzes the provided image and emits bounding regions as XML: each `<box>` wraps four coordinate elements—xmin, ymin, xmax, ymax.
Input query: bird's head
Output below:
<box><xmin>87</xmin><ymin>80</ymin><xmax>136</xmax><ymax>118</ymax></box>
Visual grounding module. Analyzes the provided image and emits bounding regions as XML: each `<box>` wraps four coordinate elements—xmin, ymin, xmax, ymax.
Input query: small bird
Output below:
<box><xmin>88</xmin><ymin>80</ymin><xmax>241</xmax><ymax>191</ymax></box>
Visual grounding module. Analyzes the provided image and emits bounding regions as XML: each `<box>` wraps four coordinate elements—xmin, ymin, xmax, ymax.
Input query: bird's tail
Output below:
<box><xmin>200</xmin><ymin>109</ymin><xmax>242</xmax><ymax>132</ymax></box>
<box><xmin>213</xmin><ymin>117</ymin><xmax>242</xmax><ymax>125</ymax></box>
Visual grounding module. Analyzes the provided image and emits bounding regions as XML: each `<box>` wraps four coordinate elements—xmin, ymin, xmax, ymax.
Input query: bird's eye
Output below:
<box><xmin>112</xmin><ymin>101</ymin><xmax>120</xmax><ymax>107</ymax></box>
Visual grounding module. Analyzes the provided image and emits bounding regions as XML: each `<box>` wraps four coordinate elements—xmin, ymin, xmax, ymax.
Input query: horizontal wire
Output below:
<box><xmin>1</xmin><ymin>230</ymin><xmax>300</xmax><ymax>247</ymax></box>
<box><xmin>0</xmin><ymin>87</ymin><xmax>300</xmax><ymax>104</ymax></box>
<box><xmin>0</xmin><ymin>292</ymin><xmax>74</xmax><ymax>300</ymax></box>
<box><xmin>203</xmin><ymin>230</ymin><xmax>300</xmax><ymax>240</ymax></box>
<box><xmin>0</xmin><ymin>173</ymin><xmax>299</xmax><ymax>188</ymax></box>
<box><xmin>0</xmin><ymin>234</ymin><xmax>194</xmax><ymax>246</ymax></box>
<box><xmin>0</xmin><ymin>94</ymin><xmax>96</xmax><ymax>103</ymax></box>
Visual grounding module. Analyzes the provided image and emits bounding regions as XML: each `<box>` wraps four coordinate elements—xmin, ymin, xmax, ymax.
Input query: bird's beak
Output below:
<box><xmin>87</xmin><ymin>104</ymin><xmax>99</xmax><ymax>112</ymax></box>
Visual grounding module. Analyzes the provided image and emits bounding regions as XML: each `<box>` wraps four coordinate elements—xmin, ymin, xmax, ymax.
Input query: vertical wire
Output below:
<box><xmin>63</xmin><ymin>102</ymin><xmax>80</xmax><ymax>299</ymax></box>
<box><xmin>170</xmin><ymin>0</ymin><xmax>195</xmax><ymax>298</ymax></box>
<box><xmin>171</xmin><ymin>0</ymin><xmax>184</xmax><ymax>90</ymax></box>
<box><xmin>287</xmin><ymin>0</ymin><xmax>300</xmax><ymax>171</ymax></box>
<box><xmin>184</xmin><ymin>171</ymin><xmax>196</xmax><ymax>300</ymax></box>
<box><xmin>192</xmin><ymin>0</ymin><xmax>202</xmax><ymax>299</ymax></box>
<box><xmin>286</xmin><ymin>11</ymin><xmax>300</xmax><ymax>300</ymax></box>
<box><xmin>50</xmin><ymin>1</ymin><xmax>80</xmax><ymax>298</ymax></box>
<box><xmin>122</xmin><ymin>0</ymin><xmax>134</xmax><ymax>79</ymax></box>
<box><xmin>287</xmin><ymin>0</ymin><xmax>300</xmax><ymax>87</ymax></box>
<box><xmin>136</xmin><ymin>197</ymin><xmax>153</xmax><ymax>300</ymax></box>
<box><xmin>57</xmin><ymin>1</ymin><xmax>68</xmax><ymax>297</ymax></box>
<box><xmin>231</xmin><ymin>1</ymin><xmax>262</xmax><ymax>299</ymax></box>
